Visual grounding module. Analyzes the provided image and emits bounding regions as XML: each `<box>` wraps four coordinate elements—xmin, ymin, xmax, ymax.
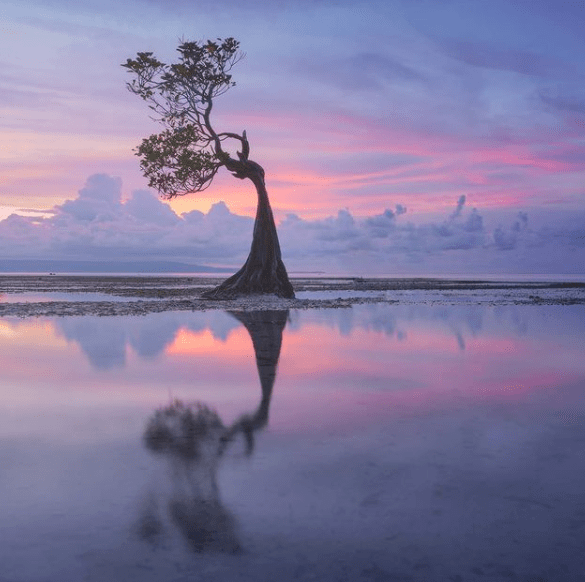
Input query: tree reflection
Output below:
<box><xmin>137</xmin><ymin>310</ymin><xmax>288</xmax><ymax>553</ymax></box>
<box><xmin>220</xmin><ymin>310</ymin><xmax>288</xmax><ymax>455</ymax></box>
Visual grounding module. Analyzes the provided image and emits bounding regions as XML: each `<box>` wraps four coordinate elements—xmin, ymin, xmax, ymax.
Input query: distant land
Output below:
<box><xmin>0</xmin><ymin>259</ymin><xmax>234</xmax><ymax>274</ymax></box>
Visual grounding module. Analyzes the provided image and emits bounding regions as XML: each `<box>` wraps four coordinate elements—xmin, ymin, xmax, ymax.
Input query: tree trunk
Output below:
<box><xmin>202</xmin><ymin>160</ymin><xmax>294</xmax><ymax>299</ymax></box>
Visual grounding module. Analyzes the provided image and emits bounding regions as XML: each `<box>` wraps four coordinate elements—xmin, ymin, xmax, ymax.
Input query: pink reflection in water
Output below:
<box><xmin>0</xmin><ymin>304</ymin><xmax>584</xmax><ymax>581</ymax></box>
<box><xmin>0</xmin><ymin>307</ymin><xmax>583</xmax><ymax>430</ymax></box>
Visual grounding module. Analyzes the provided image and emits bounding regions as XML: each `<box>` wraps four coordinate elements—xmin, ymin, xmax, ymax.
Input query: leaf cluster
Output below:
<box><xmin>122</xmin><ymin>37</ymin><xmax>245</xmax><ymax>197</ymax></box>
<box><xmin>122</xmin><ymin>37</ymin><xmax>241</xmax><ymax>121</ymax></box>
<box><xmin>136</xmin><ymin>124</ymin><xmax>219</xmax><ymax>198</ymax></box>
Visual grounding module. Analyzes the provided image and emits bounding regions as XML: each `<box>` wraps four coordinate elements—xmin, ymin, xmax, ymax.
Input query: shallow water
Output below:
<box><xmin>0</xmin><ymin>304</ymin><xmax>584</xmax><ymax>581</ymax></box>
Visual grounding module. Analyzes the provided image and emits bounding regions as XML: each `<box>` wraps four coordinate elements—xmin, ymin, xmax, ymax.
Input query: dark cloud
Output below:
<box><xmin>441</xmin><ymin>39</ymin><xmax>573</xmax><ymax>77</ymax></box>
<box><xmin>298</xmin><ymin>52</ymin><xmax>426</xmax><ymax>92</ymax></box>
<box><xmin>539</xmin><ymin>89</ymin><xmax>585</xmax><ymax>115</ymax></box>
<box><xmin>450</xmin><ymin>195</ymin><xmax>466</xmax><ymax>219</ymax></box>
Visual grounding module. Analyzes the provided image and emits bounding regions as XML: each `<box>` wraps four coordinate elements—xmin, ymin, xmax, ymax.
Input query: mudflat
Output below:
<box><xmin>0</xmin><ymin>274</ymin><xmax>584</xmax><ymax>317</ymax></box>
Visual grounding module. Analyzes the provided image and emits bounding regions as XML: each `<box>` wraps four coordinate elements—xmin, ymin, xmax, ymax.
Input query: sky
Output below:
<box><xmin>1</xmin><ymin>0</ymin><xmax>584</xmax><ymax>275</ymax></box>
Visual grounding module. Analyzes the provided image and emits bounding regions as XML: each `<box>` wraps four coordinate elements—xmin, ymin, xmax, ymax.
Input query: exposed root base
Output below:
<box><xmin>201</xmin><ymin>262</ymin><xmax>295</xmax><ymax>300</ymax></box>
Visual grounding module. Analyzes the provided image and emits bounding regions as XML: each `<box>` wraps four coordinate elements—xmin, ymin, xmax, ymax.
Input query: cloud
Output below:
<box><xmin>0</xmin><ymin>173</ymin><xmax>584</xmax><ymax>275</ymax></box>
<box><xmin>124</xmin><ymin>190</ymin><xmax>181</xmax><ymax>227</ymax></box>
<box><xmin>0</xmin><ymin>173</ymin><xmax>252</xmax><ymax>262</ymax></box>
<box><xmin>365</xmin><ymin>209</ymin><xmax>401</xmax><ymax>238</ymax></box>
<box><xmin>440</xmin><ymin>39</ymin><xmax>573</xmax><ymax>78</ymax></box>
<box><xmin>298</xmin><ymin>51</ymin><xmax>426</xmax><ymax>92</ymax></box>
<box><xmin>539</xmin><ymin>88</ymin><xmax>585</xmax><ymax>115</ymax></box>
<box><xmin>59</xmin><ymin>174</ymin><xmax>123</xmax><ymax>222</ymax></box>
<box><xmin>450</xmin><ymin>195</ymin><xmax>466</xmax><ymax>220</ymax></box>
<box><xmin>492</xmin><ymin>211</ymin><xmax>528</xmax><ymax>251</ymax></box>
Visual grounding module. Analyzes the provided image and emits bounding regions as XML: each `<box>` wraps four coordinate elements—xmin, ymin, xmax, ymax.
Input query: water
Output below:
<box><xmin>0</xmin><ymin>304</ymin><xmax>583</xmax><ymax>581</ymax></box>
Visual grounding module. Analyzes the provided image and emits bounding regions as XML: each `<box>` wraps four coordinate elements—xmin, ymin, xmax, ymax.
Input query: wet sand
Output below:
<box><xmin>1</xmin><ymin>274</ymin><xmax>584</xmax><ymax>317</ymax></box>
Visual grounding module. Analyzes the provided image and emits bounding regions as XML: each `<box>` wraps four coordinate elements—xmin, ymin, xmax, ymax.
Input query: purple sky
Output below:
<box><xmin>1</xmin><ymin>0</ymin><xmax>584</xmax><ymax>275</ymax></box>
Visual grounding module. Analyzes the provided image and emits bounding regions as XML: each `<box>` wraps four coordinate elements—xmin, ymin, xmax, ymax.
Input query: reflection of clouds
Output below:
<box><xmin>288</xmin><ymin>303</ymin><xmax>549</xmax><ymax>351</ymax></box>
<box><xmin>0</xmin><ymin>320</ymin><xmax>16</xmax><ymax>337</ymax></box>
<box><xmin>56</xmin><ymin>318</ymin><xmax>127</xmax><ymax>369</ymax></box>
<box><xmin>126</xmin><ymin>316</ymin><xmax>181</xmax><ymax>358</ymax></box>
<box><xmin>53</xmin><ymin>303</ymin><xmax>585</xmax><ymax>371</ymax></box>
<box><xmin>55</xmin><ymin>312</ymin><xmax>242</xmax><ymax>370</ymax></box>
<box><xmin>455</xmin><ymin>331</ymin><xmax>466</xmax><ymax>351</ymax></box>
<box><xmin>185</xmin><ymin>312</ymin><xmax>242</xmax><ymax>342</ymax></box>
<box><xmin>501</xmin><ymin>305</ymin><xmax>529</xmax><ymax>336</ymax></box>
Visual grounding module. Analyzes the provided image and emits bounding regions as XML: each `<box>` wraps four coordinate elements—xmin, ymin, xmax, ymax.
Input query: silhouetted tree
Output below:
<box><xmin>122</xmin><ymin>38</ymin><xmax>294</xmax><ymax>299</ymax></box>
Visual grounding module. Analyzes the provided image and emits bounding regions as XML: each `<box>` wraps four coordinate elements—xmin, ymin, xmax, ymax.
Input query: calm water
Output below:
<box><xmin>0</xmin><ymin>304</ymin><xmax>584</xmax><ymax>582</ymax></box>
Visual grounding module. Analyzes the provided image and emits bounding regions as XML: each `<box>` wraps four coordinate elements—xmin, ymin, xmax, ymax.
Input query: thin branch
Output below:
<box><xmin>123</xmin><ymin>37</ymin><xmax>244</xmax><ymax>198</ymax></box>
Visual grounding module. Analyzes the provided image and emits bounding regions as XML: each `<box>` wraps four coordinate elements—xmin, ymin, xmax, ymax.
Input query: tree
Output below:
<box><xmin>122</xmin><ymin>38</ymin><xmax>294</xmax><ymax>299</ymax></box>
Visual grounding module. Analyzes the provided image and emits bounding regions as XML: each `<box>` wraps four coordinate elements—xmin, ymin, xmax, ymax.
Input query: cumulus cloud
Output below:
<box><xmin>0</xmin><ymin>173</ymin><xmax>253</xmax><ymax>263</ymax></box>
<box><xmin>0</xmin><ymin>173</ymin><xmax>584</xmax><ymax>275</ymax></box>
<box><xmin>59</xmin><ymin>174</ymin><xmax>123</xmax><ymax>222</ymax></box>
<box><xmin>493</xmin><ymin>212</ymin><xmax>529</xmax><ymax>251</ymax></box>
<box><xmin>278</xmin><ymin>193</ymin><xmax>585</xmax><ymax>275</ymax></box>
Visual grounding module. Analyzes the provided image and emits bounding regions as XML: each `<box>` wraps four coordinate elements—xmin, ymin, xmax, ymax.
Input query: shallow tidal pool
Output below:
<box><xmin>0</xmin><ymin>303</ymin><xmax>584</xmax><ymax>581</ymax></box>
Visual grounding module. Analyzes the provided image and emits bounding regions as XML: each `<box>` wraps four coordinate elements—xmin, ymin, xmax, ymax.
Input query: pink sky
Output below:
<box><xmin>1</xmin><ymin>0</ymin><xmax>584</xmax><ymax>274</ymax></box>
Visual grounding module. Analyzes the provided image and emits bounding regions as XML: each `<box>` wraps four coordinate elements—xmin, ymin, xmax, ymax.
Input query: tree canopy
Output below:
<box><xmin>122</xmin><ymin>38</ymin><xmax>247</xmax><ymax>198</ymax></box>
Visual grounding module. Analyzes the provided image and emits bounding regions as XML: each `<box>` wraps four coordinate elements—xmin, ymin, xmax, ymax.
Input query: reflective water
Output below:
<box><xmin>0</xmin><ymin>304</ymin><xmax>584</xmax><ymax>582</ymax></box>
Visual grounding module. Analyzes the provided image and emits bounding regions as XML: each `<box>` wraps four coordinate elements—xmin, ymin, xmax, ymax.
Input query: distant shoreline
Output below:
<box><xmin>1</xmin><ymin>271</ymin><xmax>583</xmax><ymax>283</ymax></box>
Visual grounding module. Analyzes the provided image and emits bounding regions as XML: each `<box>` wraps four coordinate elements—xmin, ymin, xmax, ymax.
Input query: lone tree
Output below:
<box><xmin>122</xmin><ymin>37</ymin><xmax>294</xmax><ymax>299</ymax></box>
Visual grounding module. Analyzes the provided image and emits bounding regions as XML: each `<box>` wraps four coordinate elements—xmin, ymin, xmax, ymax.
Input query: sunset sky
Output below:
<box><xmin>1</xmin><ymin>0</ymin><xmax>584</xmax><ymax>275</ymax></box>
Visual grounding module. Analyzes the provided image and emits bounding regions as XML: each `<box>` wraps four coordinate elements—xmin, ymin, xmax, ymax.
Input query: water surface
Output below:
<box><xmin>0</xmin><ymin>304</ymin><xmax>583</xmax><ymax>581</ymax></box>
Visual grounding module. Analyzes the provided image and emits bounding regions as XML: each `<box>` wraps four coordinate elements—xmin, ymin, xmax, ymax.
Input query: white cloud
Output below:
<box><xmin>0</xmin><ymin>173</ymin><xmax>584</xmax><ymax>275</ymax></box>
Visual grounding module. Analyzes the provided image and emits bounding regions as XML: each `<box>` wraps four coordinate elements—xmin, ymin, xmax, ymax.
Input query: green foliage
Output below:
<box><xmin>136</xmin><ymin>125</ymin><xmax>219</xmax><ymax>197</ymax></box>
<box><xmin>122</xmin><ymin>37</ymin><xmax>244</xmax><ymax>198</ymax></box>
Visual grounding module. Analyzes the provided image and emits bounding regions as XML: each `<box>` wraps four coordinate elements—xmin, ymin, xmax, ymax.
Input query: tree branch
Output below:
<box><xmin>123</xmin><ymin>37</ymin><xmax>244</xmax><ymax>198</ymax></box>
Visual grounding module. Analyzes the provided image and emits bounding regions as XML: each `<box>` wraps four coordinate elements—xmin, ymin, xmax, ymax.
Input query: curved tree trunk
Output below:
<box><xmin>202</xmin><ymin>160</ymin><xmax>294</xmax><ymax>299</ymax></box>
